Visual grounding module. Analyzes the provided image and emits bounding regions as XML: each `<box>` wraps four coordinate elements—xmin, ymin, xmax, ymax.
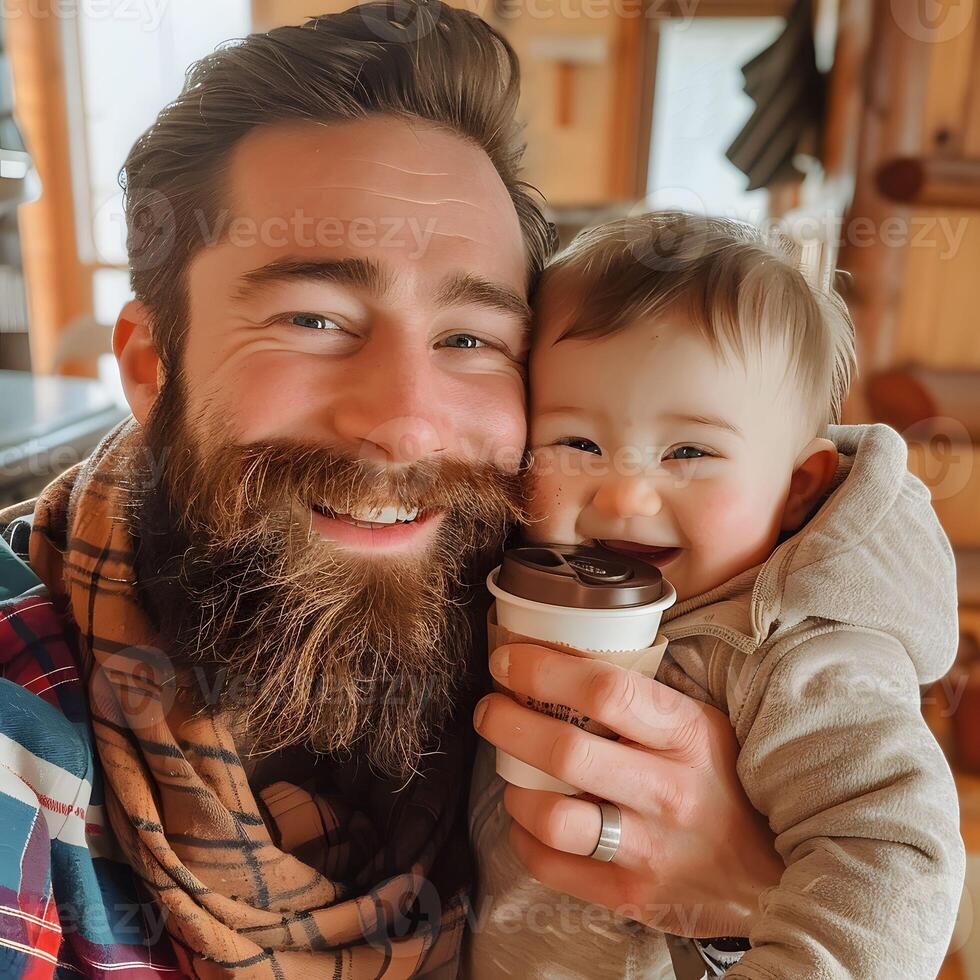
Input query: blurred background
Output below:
<box><xmin>0</xmin><ymin>0</ymin><xmax>978</xmax><ymax>972</ymax></box>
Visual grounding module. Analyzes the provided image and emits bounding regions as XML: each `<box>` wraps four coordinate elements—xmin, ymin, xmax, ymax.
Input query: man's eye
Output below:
<box><xmin>557</xmin><ymin>436</ymin><xmax>602</xmax><ymax>456</ymax></box>
<box><xmin>666</xmin><ymin>446</ymin><xmax>707</xmax><ymax>460</ymax></box>
<box><xmin>440</xmin><ymin>334</ymin><xmax>486</xmax><ymax>349</ymax></box>
<box><xmin>290</xmin><ymin>313</ymin><xmax>341</xmax><ymax>331</ymax></box>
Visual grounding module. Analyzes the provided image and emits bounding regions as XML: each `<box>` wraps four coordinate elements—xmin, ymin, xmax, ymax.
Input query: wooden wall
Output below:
<box><xmin>251</xmin><ymin>0</ymin><xmax>637</xmax><ymax>205</ymax></box>
<box><xmin>893</xmin><ymin>13</ymin><xmax>980</xmax><ymax>370</ymax></box>
<box><xmin>892</xmin><ymin>12</ymin><xmax>980</xmax><ymax>552</ymax></box>
<box><xmin>836</xmin><ymin>0</ymin><xmax>980</xmax><ymax>556</ymax></box>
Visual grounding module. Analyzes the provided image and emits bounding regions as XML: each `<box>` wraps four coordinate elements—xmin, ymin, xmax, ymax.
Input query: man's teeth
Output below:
<box><xmin>325</xmin><ymin>505</ymin><xmax>420</xmax><ymax>526</ymax></box>
<box><xmin>350</xmin><ymin>505</ymin><xmax>419</xmax><ymax>524</ymax></box>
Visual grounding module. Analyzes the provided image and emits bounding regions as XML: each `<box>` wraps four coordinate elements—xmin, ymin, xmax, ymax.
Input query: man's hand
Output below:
<box><xmin>473</xmin><ymin>642</ymin><xmax>783</xmax><ymax>939</ymax></box>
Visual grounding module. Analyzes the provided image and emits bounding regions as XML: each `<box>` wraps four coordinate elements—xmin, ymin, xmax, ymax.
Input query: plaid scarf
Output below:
<box><xmin>28</xmin><ymin>419</ymin><xmax>470</xmax><ymax>978</ymax></box>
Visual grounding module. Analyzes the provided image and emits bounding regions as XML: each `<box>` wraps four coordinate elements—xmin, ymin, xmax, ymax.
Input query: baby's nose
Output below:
<box><xmin>592</xmin><ymin>478</ymin><xmax>663</xmax><ymax>519</ymax></box>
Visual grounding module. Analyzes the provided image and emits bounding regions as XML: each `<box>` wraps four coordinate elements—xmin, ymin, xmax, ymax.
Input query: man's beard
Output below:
<box><xmin>128</xmin><ymin>372</ymin><xmax>527</xmax><ymax>779</ymax></box>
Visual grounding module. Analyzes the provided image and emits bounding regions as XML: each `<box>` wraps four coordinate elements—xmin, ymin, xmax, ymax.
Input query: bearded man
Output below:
<box><xmin>0</xmin><ymin>4</ymin><xmax>546</xmax><ymax>974</ymax></box>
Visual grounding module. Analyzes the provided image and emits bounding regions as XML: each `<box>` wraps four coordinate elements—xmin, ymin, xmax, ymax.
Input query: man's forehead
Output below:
<box><xmin>221</xmin><ymin>117</ymin><xmax>524</xmax><ymax>263</ymax></box>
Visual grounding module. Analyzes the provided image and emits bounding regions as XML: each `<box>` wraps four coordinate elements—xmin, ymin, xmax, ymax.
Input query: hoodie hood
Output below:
<box><xmin>664</xmin><ymin>424</ymin><xmax>959</xmax><ymax>684</ymax></box>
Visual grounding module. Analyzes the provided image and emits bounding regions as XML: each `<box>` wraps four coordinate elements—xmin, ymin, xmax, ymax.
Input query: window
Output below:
<box><xmin>69</xmin><ymin>0</ymin><xmax>252</xmax><ymax>321</ymax></box>
<box><xmin>646</xmin><ymin>17</ymin><xmax>785</xmax><ymax>222</ymax></box>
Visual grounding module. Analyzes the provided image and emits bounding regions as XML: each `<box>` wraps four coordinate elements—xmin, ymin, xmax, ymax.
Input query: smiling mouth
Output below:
<box><xmin>599</xmin><ymin>539</ymin><xmax>683</xmax><ymax>568</ymax></box>
<box><xmin>307</xmin><ymin>502</ymin><xmax>441</xmax><ymax>551</ymax></box>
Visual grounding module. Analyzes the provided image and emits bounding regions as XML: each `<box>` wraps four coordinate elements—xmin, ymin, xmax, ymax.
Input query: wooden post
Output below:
<box><xmin>607</xmin><ymin>10</ymin><xmax>653</xmax><ymax>200</ymax></box>
<box><xmin>7</xmin><ymin>0</ymin><xmax>93</xmax><ymax>376</ymax></box>
<box><xmin>836</xmin><ymin>0</ymin><xmax>932</xmax><ymax>419</ymax></box>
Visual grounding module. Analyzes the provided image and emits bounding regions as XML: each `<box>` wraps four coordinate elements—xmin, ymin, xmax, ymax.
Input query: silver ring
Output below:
<box><xmin>589</xmin><ymin>801</ymin><xmax>622</xmax><ymax>863</ymax></box>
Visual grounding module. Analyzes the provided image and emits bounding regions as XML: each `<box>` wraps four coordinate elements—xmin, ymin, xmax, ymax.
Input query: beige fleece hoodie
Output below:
<box><xmin>466</xmin><ymin>423</ymin><xmax>964</xmax><ymax>979</ymax></box>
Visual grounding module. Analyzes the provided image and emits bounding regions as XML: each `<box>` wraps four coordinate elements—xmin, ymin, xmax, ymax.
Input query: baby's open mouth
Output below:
<box><xmin>599</xmin><ymin>539</ymin><xmax>682</xmax><ymax>568</ymax></box>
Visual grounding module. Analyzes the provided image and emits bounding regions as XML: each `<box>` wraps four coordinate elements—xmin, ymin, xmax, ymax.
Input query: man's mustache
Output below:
<box><xmin>168</xmin><ymin>437</ymin><xmax>530</xmax><ymax>535</ymax></box>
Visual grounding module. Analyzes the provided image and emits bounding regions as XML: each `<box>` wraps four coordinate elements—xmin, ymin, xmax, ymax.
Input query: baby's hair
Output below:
<box><xmin>540</xmin><ymin>211</ymin><xmax>857</xmax><ymax>432</ymax></box>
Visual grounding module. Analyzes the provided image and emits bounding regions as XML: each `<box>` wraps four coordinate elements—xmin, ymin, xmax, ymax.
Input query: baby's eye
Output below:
<box><xmin>557</xmin><ymin>436</ymin><xmax>602</xmax><ymax>456</ymax></box>
<box><xmin>666</xmin><ymin>446</ymin><xmax>708</xmax><ymax>460</ymax></box>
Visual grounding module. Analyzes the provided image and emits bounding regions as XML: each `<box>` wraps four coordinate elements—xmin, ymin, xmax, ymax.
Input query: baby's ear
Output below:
<box><xmin>780</xmin><ymin>438</ymin><xmax>839</xmax><ymax>532</ymax></box>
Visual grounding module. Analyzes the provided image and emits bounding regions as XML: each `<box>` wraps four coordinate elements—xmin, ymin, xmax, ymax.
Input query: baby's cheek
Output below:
<box><xmin>525</xmin><ymin>460</ymin><xmax>580</xmax><ymax>543</ymax></box>
<box><xmin>526</xmin><ymin>476</ymin><xmax>566</xmax><ymax>541</ymax></box>
<box><xmin>699</xmin><ymin>487</ymin><xmax>756</xmax><ymax>540</ymax></box>
<box><xmin>684</xmin><ymin>479</ymin><xmax>781</xmax><ymax>564</ymax></box>
<box><xmin>687</xmin><ymin>483</ymin><xmax>747</xmax><ymax>538</ymax></box>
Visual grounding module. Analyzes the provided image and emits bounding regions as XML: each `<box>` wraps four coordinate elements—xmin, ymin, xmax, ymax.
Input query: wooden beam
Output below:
<box><xmin>876</xmin><ymin>155</ymin><xmax>980</xmax><ymax>210</ymax></box>
<box><xmin>6</xmin><ymin>0</ymin><xmax>93</xmax><ymax>376</ymax></box>
<box><xmin>867</xmin><ymin>366</ymin><xmax>980</xmax><ymax>441</ymax></box>
<box><xmin>820</xmin><ymin>0</ymin><xmax>872</xmax><ymax>179</ymax></box>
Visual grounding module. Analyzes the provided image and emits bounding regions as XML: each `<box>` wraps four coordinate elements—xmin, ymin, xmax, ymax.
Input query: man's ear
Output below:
<box><xmin>113</xmin><ymin>299</ymin><xmax>162</xmax><ymax>426</ymax></box>
<box><xmin>780</xmin><ymin>437</ymin><xmax>839</xmax><ymax>532</ymax></box>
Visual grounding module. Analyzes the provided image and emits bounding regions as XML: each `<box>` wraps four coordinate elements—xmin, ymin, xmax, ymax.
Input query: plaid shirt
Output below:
<box><xmin>0</xmin><ymin>533</ymin><xmax>179</xmax><ymax>977</ymax></box>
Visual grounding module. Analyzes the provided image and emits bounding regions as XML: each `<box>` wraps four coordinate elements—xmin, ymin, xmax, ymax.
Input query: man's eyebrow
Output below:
<box><xmin>231</xmin><ymin>257</ymin><xmax>392</xmax><ymax>303</ymax></box>
<box><xmin>435</xmin><ymin>272</ymin><xmax>532</xmax><ymax>325</ymax></box>
<box><xmin>664</xmin><ymin>412</ymin><xmax>744</xmax><ymax>437</ymax></box>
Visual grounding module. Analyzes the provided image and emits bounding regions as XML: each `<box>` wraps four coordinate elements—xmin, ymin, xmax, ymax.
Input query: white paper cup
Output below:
<box><xmin>487</xmin><ymin>565</ymin><xmax>676</xmax><ymax>794</ymax></box>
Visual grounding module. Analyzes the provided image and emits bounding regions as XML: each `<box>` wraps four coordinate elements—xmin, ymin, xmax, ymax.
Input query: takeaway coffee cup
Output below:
<box><xmin>486</xmin><ymin>544</ymin><xmax>676</xmax><ymax>795</ymax></box>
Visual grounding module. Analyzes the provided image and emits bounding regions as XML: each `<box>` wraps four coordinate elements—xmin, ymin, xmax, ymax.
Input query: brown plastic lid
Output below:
<box><xmin>497</xmin><ymin>544</ymin><xmax>665</xmax><ymax>609</ymax></box>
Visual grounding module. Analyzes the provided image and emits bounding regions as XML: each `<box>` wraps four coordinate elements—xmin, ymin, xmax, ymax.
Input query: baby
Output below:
<box><xmin>467</xmin><ymin>212</ymin><xmax>964</xmax><ymax>978</ymax></box>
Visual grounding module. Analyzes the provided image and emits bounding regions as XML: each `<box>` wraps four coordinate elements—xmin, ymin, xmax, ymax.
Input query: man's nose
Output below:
<box><xmin>592</xmin><ymin>477</ymin><xmax>663</xmax><ymax>519</ymax></box>
<box><xmin>330</xmin><ymin>344</ymin><xmax>446</xmax><ymax>464</ymax></box>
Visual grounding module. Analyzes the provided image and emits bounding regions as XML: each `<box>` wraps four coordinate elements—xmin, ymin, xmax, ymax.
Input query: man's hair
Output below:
<box><xmin>121</xmin><ymin>0</ymin><xmax>556</xmax><ymax>373</ymax></box>
<box><xmin>541</xmin><ymin>211</ymin><xmax>857</xmax><ymax>430</ymax></box>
